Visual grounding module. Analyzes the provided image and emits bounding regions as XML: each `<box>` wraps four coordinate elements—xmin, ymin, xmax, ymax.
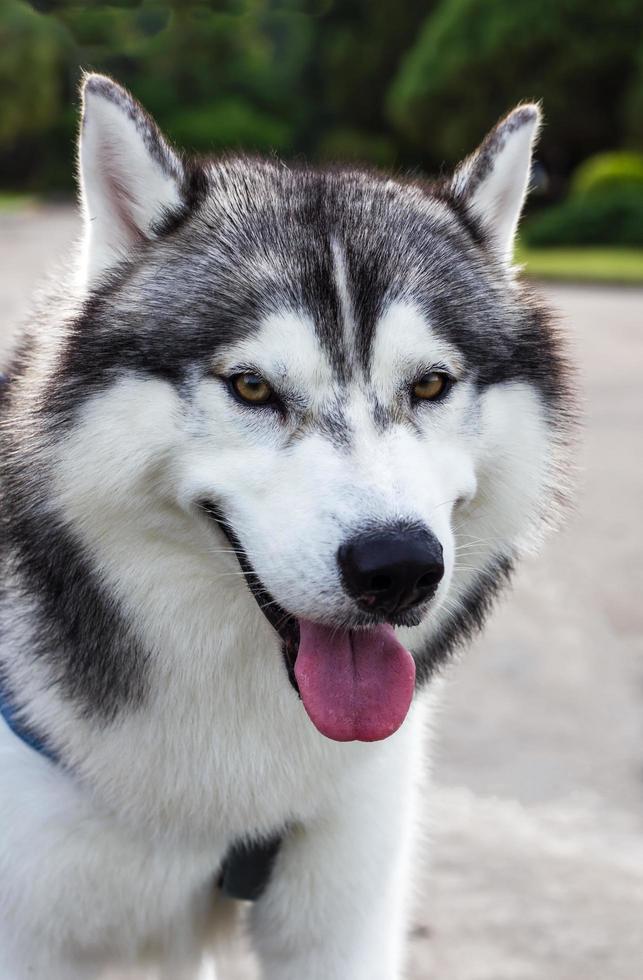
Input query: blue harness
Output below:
<box><xmin>0</xmin><ymin>377</ymin><xmax>52</xmax><ymax>756</ymax></box>
<box><xmin>0</xmin><ymin>679</ymin><xmax>58</xmax><ymax>763</ymax></box>
<box><xmin>1</xmin><ymin>373</ymin><xmax>56</xmax><ymax>760</ymax></box>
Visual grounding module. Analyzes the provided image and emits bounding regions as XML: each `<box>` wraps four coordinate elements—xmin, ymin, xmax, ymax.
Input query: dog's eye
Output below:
<box><xmin>230</xmin><ymin>372</ymin><xmax>273</xmax><ymax>406</ymax></box>
<box><xmin>412</xmin><ymin>372</ymin><xmax>451</xmax><ymax>402</ymax></box>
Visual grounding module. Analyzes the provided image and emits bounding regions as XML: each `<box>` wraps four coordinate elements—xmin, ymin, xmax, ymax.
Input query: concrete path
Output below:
<box><xmin>1</xmin><ymin>206</ymin><xmax>642</xmax><ymax>979</ymax></box>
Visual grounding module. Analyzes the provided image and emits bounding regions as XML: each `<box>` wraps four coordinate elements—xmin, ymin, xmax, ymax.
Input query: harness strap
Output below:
<box><xmin>218</xmin><ymin>832</ymin><xmax>284</xmax><ymax>901</ymax></box>
<box><xmin>0</xmin><ymin>678</ymin><xmax>59</xmax><ymax>763</ymax></box>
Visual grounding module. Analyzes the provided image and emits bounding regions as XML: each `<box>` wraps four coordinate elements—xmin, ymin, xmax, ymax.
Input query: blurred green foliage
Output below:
<box><xmin>388</xmin><ymin>0</ymin><xmax>643</xmax><ymax>193</ymax></box>
<box><xmin>516</xmin><ymin>244</ymin><xmax>643</xmax><ymax>283</ymax></box>
<box><xmin>1</xmin><ymin>0</ymin><xmax>642</xmax><ymax>199</ymax></box>
<box><xmin>524</xmin><ymin>148</ymin><xmax>643</xmax><ymax>246</ymax></box>
<box><xmin>571</xmin><ymin>152</ymin><xmax>643</xmax><ymax>196</ymax></box>
<box><xmin>523</xmin><ymin>187</ymin><xmax>643</xmax><ymax>247</ymax></box>
<box><xmin>0</xmin><ymin>2</ymin><xmax>67</xmax><ymax>146</ymax></box>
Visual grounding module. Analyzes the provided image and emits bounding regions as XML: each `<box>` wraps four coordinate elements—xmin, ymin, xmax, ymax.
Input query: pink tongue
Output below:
<box><xmin>294</xmin><ymin>620</ymin><xmax>416</xmax><ymax>742</ymax></box>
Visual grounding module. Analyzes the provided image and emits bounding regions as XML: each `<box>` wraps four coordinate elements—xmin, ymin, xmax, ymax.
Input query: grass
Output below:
<box><xmin>0</xmin><ymin>191</ymin><xmax>37</xmax><ymax>211</ymax></box>
<box><xmin>516</xmin><ymin>243</ymin><xmax>643</xmax><ymax>284</ymax></box>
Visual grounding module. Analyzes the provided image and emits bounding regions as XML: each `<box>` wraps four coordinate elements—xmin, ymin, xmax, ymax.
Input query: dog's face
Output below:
<box><xmin>187</xmin><ymin>297</ymin><xmax>469</xmax><ymax>628</ymax></box>
<box><xmin>37</xmin><ymin>77</ymin><xmax>569</xmax><ymax>740</ymax></box>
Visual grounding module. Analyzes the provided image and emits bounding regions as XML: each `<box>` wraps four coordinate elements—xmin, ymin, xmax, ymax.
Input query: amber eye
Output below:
<box><xmin>230</xmin><ymin>372</ymin><xmax>273</xmax><ymax>405</ymax></box>
<box><xmin>412</xmin><ymin>372</ymin><xmax>451</xmax><ymax>402</ymax></box>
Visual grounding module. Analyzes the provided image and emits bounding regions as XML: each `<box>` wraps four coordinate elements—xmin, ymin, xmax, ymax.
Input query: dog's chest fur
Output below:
<box><xmin>4</xmin><ymin>542</ymin><xmax>408</xmax><ymax>847</ymax></box>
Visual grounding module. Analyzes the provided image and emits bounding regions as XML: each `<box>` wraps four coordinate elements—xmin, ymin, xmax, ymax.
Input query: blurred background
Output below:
<box><xmin>2</xmin><ymin>0</ymin><xmax>643</xmax><ymax>279</ymax></box>
<box><xmin>1</xmin><ymin>3</ymin><xmax>642</xmax><ymax>979</ymax></box>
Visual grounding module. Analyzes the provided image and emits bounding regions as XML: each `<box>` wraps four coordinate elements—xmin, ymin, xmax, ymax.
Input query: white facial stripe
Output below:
<box><xmin>216</xmin><ymin>309</ymin><xmax>335</xmax><ymax>404</ymax></box>
<box><xmin>369</xmin><ymin>300</ymin><xmax>464</xmax><ymax>400</ymax></box>
<box><xmin>330</xmin><ymin>236</ymin><xmax>356</xmax><ymax>359</ymax></box>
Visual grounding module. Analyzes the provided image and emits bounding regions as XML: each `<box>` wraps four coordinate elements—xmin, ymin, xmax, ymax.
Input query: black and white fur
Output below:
<box><xmin>0</xmin><ymin>75</ymin><xmax>572</xmax><ymax>979</ymax></box>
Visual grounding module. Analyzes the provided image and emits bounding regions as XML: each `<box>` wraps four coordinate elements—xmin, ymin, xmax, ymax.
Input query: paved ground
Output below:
<box><xmin>2</xmin><ymin>206</ymin><xmax>642</xmax><ymax>979</ymax></box>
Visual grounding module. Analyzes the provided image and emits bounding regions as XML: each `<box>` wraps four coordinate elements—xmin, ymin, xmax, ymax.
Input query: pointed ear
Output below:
<box><xmin>450</xmin><ymin>105</ymin><xmax>541</xmax><ymax>264</ymax></box>
<box><xmin>78</xmin><ymin>74</ymin><xmax>185</xmax><ymax>286</ymax></box>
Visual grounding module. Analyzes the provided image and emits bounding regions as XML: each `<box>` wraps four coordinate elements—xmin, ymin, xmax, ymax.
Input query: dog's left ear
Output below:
<box><xmin>450</xmin><ymin>105</ymin><xmax>541</xmax><ymax>264</ymax></box>
<box><xmin>78</xmin><ymin>73</ymin><xmax>185</xmax><ymax>287</ymax></box>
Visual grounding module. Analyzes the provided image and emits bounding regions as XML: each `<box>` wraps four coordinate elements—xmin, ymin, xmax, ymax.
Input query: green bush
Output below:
<box><xmin>165</xmin><ymin>101</ymin><xmax>292</xmax><ymax>155</ymax></box>
<box><xmin>2</xmin><ymin>0</ymin><xmax>643</xmax><ymax>195</ymax></box>
<box><xmin>388</xmin><ymin>0</ymin><xmax>642</xmax><ymax>175</ymax></box>
<box><xmin>624</xmin><ymin>42</ymin><xmax>643</xmax><ymax>149</ymax></box>
<box><xmin>571</xmin><ymin>152</ymin><xmax>643</xmax><ymax>196</ymax></box>
<box><xmin>316</xmin><ymin>128</ymin><xmax>395</xmax><ymax>167</ymax></box>
<box><xmin>1</xmin><ymin>1</ymin><xmax>422</xmax><ymax>190</ymax></box>
<box><xmin>522</xmin><ymin>187</ymin><xmax>643</xmax><ymax>247</ymax></box>
<box><xmin>0</xmin><ymin>0</ymin><xmax>70</xmax><ymax>147</ymax></box>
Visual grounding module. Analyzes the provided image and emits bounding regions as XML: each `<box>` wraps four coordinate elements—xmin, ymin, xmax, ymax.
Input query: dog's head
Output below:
<box><xmin>36</xmin><ymin>76</ymin><xmax>571</xmax><ymax>741</ymax></box>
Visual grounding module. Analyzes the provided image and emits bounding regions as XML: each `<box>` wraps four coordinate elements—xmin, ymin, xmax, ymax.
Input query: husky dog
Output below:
<box><xmin>0</xmin><ymin>75</ymin><xmax>572</xmax><ymax>980</ymax></box>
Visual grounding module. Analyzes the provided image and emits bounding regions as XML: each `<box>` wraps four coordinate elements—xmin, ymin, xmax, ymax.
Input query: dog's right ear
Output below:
<box><xmin>78</xmin><ymin>74</ymin><xmax>185</xmax><ymax>287</ymax></box>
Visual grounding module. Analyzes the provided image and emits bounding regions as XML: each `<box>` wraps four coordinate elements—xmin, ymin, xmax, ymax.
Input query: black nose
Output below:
<box><xmin>337</xmin><ymin>526</ymin><xmax>444</xmax><ymax>616</ymax></box>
